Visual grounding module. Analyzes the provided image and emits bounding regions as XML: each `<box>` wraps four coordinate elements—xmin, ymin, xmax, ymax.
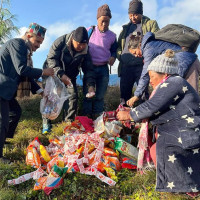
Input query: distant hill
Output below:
<box><xmin>38</xmin><ymin>74</ymin><xmax>120</xmax><ymax>86</ymax></box>
<box><xmin>77</xmin><ymin>74</ymin><xmax>120</xmax><ymax>86</ymax></box>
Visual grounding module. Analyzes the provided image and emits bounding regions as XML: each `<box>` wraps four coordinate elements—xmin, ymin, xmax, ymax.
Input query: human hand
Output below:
<box><xmin>117</xmin><ymin>110</ymin><xmax>131</xmax><ymax>121</ymax></box>
<box><xmin>61</xmin><ymin>74</ymin><xmax>72</xmax><ymax>86</ymax></box>
<box><xmin>42</xmin><ymin>68</ymin><xmax>54</xmax><ymax>76</ymax></box>
<box><xmin>86</xmin><ymin>86</ymin><xmax>95</xmax><ymax>98</ymax></box>
<box><xmin>127</xmin><ymin>96</ymin><xmax>139</xmax><ymax>107</ymax></box>
<box><xmin>108</xmin><ymin>57</ymin><xmax>116</xmax><ymax>66</ymax></box>
<box><xmin>40</xmin><ymin>91</ymin><xmax>44</xmax><ymax>97</ymax></box>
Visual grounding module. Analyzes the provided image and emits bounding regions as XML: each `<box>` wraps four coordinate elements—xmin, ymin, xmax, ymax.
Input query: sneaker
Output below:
<box><xmin>42</xmin><ymin>123</ymin><xmax>52</xmax><ymax>134</ymax></box>
<box><xmin>0</xmin><ymin>157</ymin><xmax>12</xmax><ymax>164</ymax></box>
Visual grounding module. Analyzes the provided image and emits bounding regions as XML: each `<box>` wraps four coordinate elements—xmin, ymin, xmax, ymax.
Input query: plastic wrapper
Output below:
<box><xmin>34</xmin><ymin>177</ymin><xmax>47</xmax><ymax>191</ymax></box>
<box><xmin>97</xmin><ymin>156</ymin><xmax>121</xmax><ymax>173</ymax></box>
<box><xmin>40</xmin><ymin>145</ymin><xmax>51</xmax><ymax>162</ymax></box>
<box><xmin>47</xmin><ymin>156</ymin><xmax>65</xmax><ymax>173</ymax></box>
<box><xmin>8</xmin><ymin>168</ymin><xmax>47</xmax><ymax>186</ymax></box>
<box><xmin>44</xmin><ymin>177</ymin><xmax>64</xmax><ymax>195</ymax></box>
<box><xmin>49</xmin><ymin>165</ymin><xmax>68</xmax><ymax>177</ymax></box>
<box><xmin>103</xmin><ymin>147</ymin><xmax>118</xmax><ymax>157</ymax></box>
<box><xmin>40</xmin><ymin>76</ymin><xmax>70</xmax><ymax>120</ymax></box>
<box><xmin>114</xmin><ymin>137</ymin><xmax>138</xmax><ymax>160</ymax></box>
<box><xmin>104</xmin><ymin>121</ymin><xmax>122</xmax><ymax>138</ymax></box>
<box><xmin>121</xmin><ymin>157</ymin><xmax>137</xmax><ymax>169</ymax></box>
<box><xmin>29</xmin><ymin>137</ymin><xmax>41</xmax><ymax>151</ymax></box>
<box><xmin>64</xmin><ymin>120</ymin><xmax>85</xmax><ymax>134</ymax></box>
<box><xmin>94</xmin><ymin>115</ymin><xmax>105</xmax><ymax>133</ymax></box>
<box><xmin>26</xmin><ymin>146</ymin><xmax>41</xmax><ymax>168</ymax></box>
<box><xmin>104</xmin><ymin>167</ymin><xmax>118</xmax><ymax>182</ymax></box>
<box><xmin>103</xmin><ymin>111</ymin><xmax>117</xmax><ymax>121</ymax></box>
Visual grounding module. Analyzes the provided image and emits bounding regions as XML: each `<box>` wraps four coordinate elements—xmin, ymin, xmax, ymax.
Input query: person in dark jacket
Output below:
<box><xmin>0</xmin><ymin>23</ymin><xmax>54</xmax><ymax>163</ymax></box>
<box><xmin>82</xmin><ymin>4</ymin><xmax>118</xmax><ymax>120</ymax></box>
<box><xmin>42</xmin><ymin>27</ymin><xmax>95</xmax><ymax>133</ymax></box>
<box><xmin>117</xmin><ymin>49</ymin><xmax>200</xmax><ymax>197</ymax></box>
<box><xmin>116</xmin><ymin>0</ymin><xmax>159</xmax><ymax>104</ymax></box>
<box><xmin>127</xmin><ymin>31</ymin><xmax>200</xmax><ymax>107</ymax></box>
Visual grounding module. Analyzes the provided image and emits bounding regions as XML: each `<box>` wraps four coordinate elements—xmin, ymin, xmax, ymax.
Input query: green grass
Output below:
<box><xmin>0</xmin><ymin>87</ymin><xmax>198</xmax><ymax>200</ymax></box>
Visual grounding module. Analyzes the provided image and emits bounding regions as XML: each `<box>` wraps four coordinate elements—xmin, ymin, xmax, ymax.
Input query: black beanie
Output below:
<box><xmin>72</xmin><ymin>27</ymin><xmax>88</xmax><ymax>43</ymax></box>
<box><xmin>128</xmin><ymin>0</ymin><xmax>143</xmax><ymax>15</ymax></box>
<box><xmin>97</xmin><ymin>4</ymin><xmax>112</xmax><ymax>19</ymax></box>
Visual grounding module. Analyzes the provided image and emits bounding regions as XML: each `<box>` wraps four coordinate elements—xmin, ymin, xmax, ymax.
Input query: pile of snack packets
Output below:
<box><xmin>8</xmin><ymin>105</ymin><xmax>140</xmax><ymax>195</ymax></box>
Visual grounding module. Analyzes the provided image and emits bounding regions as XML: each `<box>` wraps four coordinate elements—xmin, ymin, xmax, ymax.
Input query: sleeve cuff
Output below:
<box><xmin>36</xmin><ymin>88</ymin><xmax>43</xmax><ymax>94</ymax></box>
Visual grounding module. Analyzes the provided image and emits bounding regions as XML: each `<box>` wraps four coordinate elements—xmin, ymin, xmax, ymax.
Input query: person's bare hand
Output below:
<box><xmin>127</xmin><ymin>96</ymin><xmax>139</xmax><ymax>107</ymax></box>
<box><xmin>61</xmin><ymin>74</ymin><xmax>72</xmax><ymax>86</ymax></box>
<box><xmin>86</xmin><ymin>86</ymin><xmax>95</xmax><ymax>98</ymax></box>
<box><xmin>117</xmin><ymin>110</ymin><xmax>131</xmax><ymax>121</ymax></box>
<box><xmin>42</xmin><ymin>68</ymin><xmax>54</xmax><ymax>76</ymax></box>
<box><xmin>108</xmin><ymin>57</ymin><xmax>116</xmax><ymax>66</ymax></box>
<box><xmin>40</xmin><ymin>91</ymin><xmax>44</xmax><ymax>97</ymax></box>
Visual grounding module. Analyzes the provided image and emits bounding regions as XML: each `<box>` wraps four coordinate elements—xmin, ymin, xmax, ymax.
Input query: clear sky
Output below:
<box><xmin>9</xmin><ymin>0</ymin><xmax>200</xmax><ymax>74</ymax></box>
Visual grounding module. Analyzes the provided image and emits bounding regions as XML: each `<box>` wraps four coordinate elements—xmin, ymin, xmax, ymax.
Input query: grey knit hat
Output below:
<box><xmin>147</xmin><ymin>49</ymin><xmax>178</xmax><ymax>74</ymax></box>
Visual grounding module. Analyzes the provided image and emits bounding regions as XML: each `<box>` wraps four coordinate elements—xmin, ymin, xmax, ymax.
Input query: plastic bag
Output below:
<box><xmin>40</xmin><ymin>76</ymin><xmax>70</xmax><ymax>120</ymax></box>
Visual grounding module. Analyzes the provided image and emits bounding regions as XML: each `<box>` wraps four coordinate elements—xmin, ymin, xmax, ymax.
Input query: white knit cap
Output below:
<box><xmin>147</xmin><ymin>49</ymin><xmax>178</xmax><ymax>74</ymax></box>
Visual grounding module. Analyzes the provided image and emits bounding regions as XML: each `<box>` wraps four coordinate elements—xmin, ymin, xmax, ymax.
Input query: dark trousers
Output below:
<box><xmin>62</xmin><ymin>79</ymin><xmax>78</xmax><ymax>121</ymax></box>
<box><xmin>82</xmin><ymin>65</ymin><xmax>109</xmax><ymax>116</ymax></box>
<box><xmin>0</xmin><ymin>97</ymin><xmax>21</xmax><ymax>157</ymax></box>
<box><xmin>120</xmin><ymin>65</ymin><xmax>143</xmax><ymax>102</ymax></box>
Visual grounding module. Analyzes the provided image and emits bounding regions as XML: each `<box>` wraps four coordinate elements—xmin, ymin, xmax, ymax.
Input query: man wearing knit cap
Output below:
<box><xmin>42</xmin><ymin>26</ymin><xmax>95</xmax><ymax>134</ymax></box>
<box><xmin>0</xmin><ymin>22</ymin><xmax>54</xmax><ymax>163</ymax></box>
<box><xmin>82</xmin><ymin>4</ymin><xmax>118</xmax><ymax>120</ymax></box>
<box><xmin>117</xmin><ymin>0</ymin><xmax>159</xmax><ymax>105</ymax></box>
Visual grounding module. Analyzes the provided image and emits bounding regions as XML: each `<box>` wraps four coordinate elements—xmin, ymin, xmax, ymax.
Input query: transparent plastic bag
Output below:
<box><xmin>40</xmin><ymin>76</ymin><xmax>70</xmax><ymax>120</ymax></box>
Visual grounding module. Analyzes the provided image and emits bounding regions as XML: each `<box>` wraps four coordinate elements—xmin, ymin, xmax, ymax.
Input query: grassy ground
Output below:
<box><xmin>0</xmin><ymin>87</ymin><xmax>198</xmax><ymax>200</ymax></box>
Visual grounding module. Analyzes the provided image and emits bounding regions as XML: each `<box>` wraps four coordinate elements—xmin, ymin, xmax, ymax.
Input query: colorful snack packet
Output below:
<box><xmin>114</xmin><ymin>137</ymin><xmax>138</xmax><ymax>160</ymax></box>
<box><xmin>40</xmin><ymin>145</ymin><xmax>51</xmax><ymax>162</ymax></box>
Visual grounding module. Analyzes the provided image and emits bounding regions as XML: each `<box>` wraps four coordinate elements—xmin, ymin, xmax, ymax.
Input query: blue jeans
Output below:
<box><xmin>83</xmin><ymin>65</ymin><xmax>109</xmax><ymax>115</ymax></box>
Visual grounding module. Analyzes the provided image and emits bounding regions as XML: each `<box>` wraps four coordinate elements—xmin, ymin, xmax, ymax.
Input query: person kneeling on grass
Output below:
<box><xmin>117</xmin><ymin>49</ymin><xmax>200</xmax><ymax>197</ymax></box>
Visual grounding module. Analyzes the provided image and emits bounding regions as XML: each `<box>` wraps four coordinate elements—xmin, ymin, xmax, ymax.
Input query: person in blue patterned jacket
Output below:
<box><xmin>117</xmin><ymin>49</ymin><xmax>200</xmax><ymax>197</ymax></box>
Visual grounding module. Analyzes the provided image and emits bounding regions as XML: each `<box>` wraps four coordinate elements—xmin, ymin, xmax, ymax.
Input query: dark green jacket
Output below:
<box><xmin>117</xmin><ymin>16</ymin><xmax>159</xmax><ymax>76</ymax></box>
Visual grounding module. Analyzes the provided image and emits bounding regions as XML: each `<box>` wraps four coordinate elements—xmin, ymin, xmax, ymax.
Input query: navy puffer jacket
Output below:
<box><xmin>134</xmin><ymin>32</ymin><xmax>197</xmax><ymax>97</ymax></box>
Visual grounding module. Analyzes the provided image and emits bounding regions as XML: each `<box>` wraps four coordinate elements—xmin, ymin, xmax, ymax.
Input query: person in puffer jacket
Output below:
<box><xmin>42</xmin><ymin>27</ymin><xmax>95</xmax><ymax>134</ymax></box>
<box><xmin>127</xmin><ymin>31</ymin><xmax>200</xmax><ymax>107</ymax></box>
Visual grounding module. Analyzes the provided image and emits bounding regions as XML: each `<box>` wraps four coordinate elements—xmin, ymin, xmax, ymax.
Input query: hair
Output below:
<box><xmin>24</xmin><ymin>32</ymin><xmax>37</xmax><ymax>38</ymax></box>
<box><xmin>164</xmin><ymin>49</ymin><xmax>175</xmax><ymax>58</ymax></box>
<box><xmin>128</xmin><ymin>32</ymin><xmax>142</xmax><ymax>49</ymax></box>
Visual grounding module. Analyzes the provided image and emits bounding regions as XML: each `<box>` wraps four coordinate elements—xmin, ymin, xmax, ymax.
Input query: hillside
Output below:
<box><xmin>0</xmin><ymin>87</ymin><xmax>197</xmax><ymax>200</ymax></box>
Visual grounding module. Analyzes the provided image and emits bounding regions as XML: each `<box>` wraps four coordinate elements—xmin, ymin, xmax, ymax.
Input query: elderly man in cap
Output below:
<box><xmin>0</xmin><ymin>22</ymin><xmax>54</xmax><ymax>163</ymax></box>
<box><xmin>82</xmin><ymin>4</ymin><xmax>118</xmax><ymax>120</ymax></box>
<box><xmin>117</xmin><ymin>0</ymin><xmax>159</xmax><ymax>105</ymax></box>
<box><xmin>42</xmin><ymin>26</ymin><xmax>95</xmax><ymax>134</ymax></box>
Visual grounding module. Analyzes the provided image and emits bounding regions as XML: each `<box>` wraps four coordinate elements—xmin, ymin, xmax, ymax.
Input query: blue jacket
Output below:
<box><xmin>134</xmin><ymin>32</ymin><xmax>197</xmax><ymax>97</ymax></box>
<box><xmin>0</xmin><ymin>38</ymin><xmax>42</xmax><ymax>100</ymax></box>
<box><xmin>131</xmin><ymin>75</ymin><xmax>200</xmax><ymax>192</ymax></box>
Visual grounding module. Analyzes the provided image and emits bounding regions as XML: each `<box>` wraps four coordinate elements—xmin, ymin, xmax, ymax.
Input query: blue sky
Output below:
<box><xmin>9</xmin><ymin>0</ymin><xmax>200</xmax><ymax>74</ymax></box>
